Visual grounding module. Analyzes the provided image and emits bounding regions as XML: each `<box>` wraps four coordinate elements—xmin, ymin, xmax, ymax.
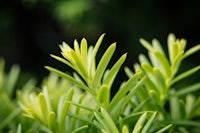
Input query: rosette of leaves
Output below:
<box><xmin>45</xmin><ymin>34</ymin><xmax>171</xmax><ymax>132</ymax></box>
<box><xmin>125</xmin><ymin>34</ymin><xmax>200</xmax><ymax>132</ymax></box>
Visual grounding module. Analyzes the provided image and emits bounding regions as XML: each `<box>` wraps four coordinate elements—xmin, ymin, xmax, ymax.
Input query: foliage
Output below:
<box><xmin>125</xmin><ymin>34</ymin><xmax>200</xmax><ymax>132</ymax></box>
<box><xmin>0</xmin><ymin>59</ymin><xmax>38</xmax><ymax>132</ymax></box>
<box><xmin>0</xmin><ymin>33</ymin><xmax>199</xmax><ymax>132</ymax></box>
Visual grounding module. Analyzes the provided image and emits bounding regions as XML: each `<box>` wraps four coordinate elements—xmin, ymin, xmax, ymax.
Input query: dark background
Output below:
<box><xmin>0</xmin><ymin>0</ymin><xmax>199</xmax><ymax>88</ymax></box>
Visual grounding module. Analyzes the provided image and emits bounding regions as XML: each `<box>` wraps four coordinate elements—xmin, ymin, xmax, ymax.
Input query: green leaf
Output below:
<box><xmin>122</xmin><ymin>125</ymin><xmax>129</xmax><ymax>133</ymax></box>
<box><xmin>93</xmin><ymin>43</ymin><xmax>116</xmax><ymax>88</ymax></box>
<box><xmin>170</xmin><ymin>120</ymin><xmax>200</xmax><ymax>127</ymax></box>
<box><xmin>132</xmin><ymin>112</ymin><xmax>147</xmax><ymax>133</ymax></box>
<box><xmin>89</xmin><ymin>33</ymin><xmax>105</xmax><ymax>77</ymax></box>
<box><xmin>68</xmin><ymin>113</ymin><xmax>95</xmax><ymax>126</ymax></box>
<box><xmin>139</xmin><ymin>54</ymin><xmax>151</xmax><ymax>65</ymax></box>
<box><xmin>17</xmin><ymin>124</ymin><xmax>22</xmax><ymax>133</ymax></box>
<box><xmin>170</xmin><ymin>65</ymin><xmax>200</xmax><ymax>85</ymax></box>
<box><xmin>70</xmin><ymin>50</ymin><xmax>88</xmax><ymax>80</ymax></box>
<box><xmin>152</xmin><ymin>38</ymin><xmax>165</xmax><ymax>55</ymax></box>
<box><xmin>39</xmin><ymin>92</ymin><xmax>49</xmax><ymax>122</ymax></box>
<box><xmin>0</xmin><ymin>107</ymin><xmax>21</xmax><ymax>131</ymax></box>
<box><xmin>141</xmin><ymin>112</ymin><xmax>157</xmax><ymax>133</ymax></box>
<box><xmin>68</xmin><ymin>101</ymin><xmax>95</xmax><ymax>112</ymax></box>
<box><xmin>48</xmin><ymin>111</ymin><xmax>58</xmax><ymax>132</ymax></box>
<box><xmin>170</xmin><ymin>51</ymin><xmax>184</xmax><ymax>78</ymax></box>
<box><xmin>149</xmin><ymin>90</ymin><xmax>160</xmax><ymax>105</ymax></box>
<box><xmin>171</xmin><ymin>83</ymin><xmax>200</xmax><ymax>97</ymax></box>
<box><xmin>139</xmin><ymin>38</ymin><xmax>154</xmax><ymax>51</ymax></box>
<box><xmin>50</xmin><ymin>54</ymin><xmax>75</xmax><ymax>69</ymax></box>
<box><xmin>153</xmin><ymin>68</ymin><xmax>166</xmax><ymax>93</ymax></box>
<box><xmin>45</xmin><ymin>66</ymin><xmax>93</xmax><ymax>94</ymax></box>
<box><xmin>121</xmin><ymin>76</ymin><xmax>146</xmax><ymax>111</ymax></box>
<box><xmin>169</xmin><ymin>94</ymin><xmax>180</xmax><ymax>120</ymax></box>
<box><xmin>155</xmin><ymin>124</ymin><xmax>172</xmax><ymax>133</ymax></box>
<box><xmin>185</xmin><ymin>95</ymin><xmax>195</xmax><ymax>119</ymax></box>
<box><xmin>153</xmin><ymin>50</ymin><xmax>171</xmax><ymax>78</ymax></box>
<box><xmin>167</xmin><ymin>33</ymin><xmax>176</xmax><ymax>63</ymax></box>
<box><xmin>141</xmin><ymin>63</ymin><xmax>154</xmax><ymax>76</ymax></box>
<box><xmin>74</xmin><ymin>39</ymin><xmax>81</xmax><ymax>57</ymax></box>
<box><xmin>97</xmin><ymin>85</ymin><xmax>110</xmax><ymax>107</ymax></box>
<box><xmin>143</xmin><ymin>75</ymin><xmax>160</xmax><ymax>96</ymax></box>
<box><xmin>71</xmin><ymin>125</ymin><xmax>88</xmax><ymax>133</ymax></box>
<box><xmin>6</xmin><ymin>64</ymin><xmax>20</xmax><ymax>96</ymax></box>
<box><xmin>171</xmin><ymin>42</ymin><xmax>179</xmax><ymax>63</ymax></box>
<box><xmin>103</xmin><ymin>53</ymin><xmax>127</xmax><ymax>89</ymax></box>
<box><xmin>133</xmin><ymin>99</ymin><xmax>150</xmax><ymax>113</ymax></box>
<box><xmin>94</xmin><ymin>112</ymin><xmax>111</xmax><ymax>132</ymax></box>
<box><xmin>80</xmin><ymin>38</ymin><xmax>88</xmax><ymax>70</ymax></box>
<box><xmin>183</xmin><ymin>44</ymin><xmax>200</xmax><ymax>59</ymax></box>
<box><xmin>124</xmin><ymin>67</ymin><xmax>134</xmax><ymax>78</ymax></box>
<box><xmin>58</xmin><ymin>88</ymin><xmax>74</xmax><ymax>131</ymax></box>
<box><xmin>109</xmin><ymin>72</ymin><xmax>141</xmax><ymax>113</ymax></box>
<box><xmin>100</xmin><ymin>107</ymin><xmax>120</xmax><ymax>133</ymax></box>
<box><xmin>179</xmin><ymin>100</ymin><xmax>186</xmax><ymax>119</ymax></box>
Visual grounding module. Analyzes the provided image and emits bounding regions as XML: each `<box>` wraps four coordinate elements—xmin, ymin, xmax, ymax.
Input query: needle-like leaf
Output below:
<box><xmin>93</xmin><ymin>43</ymin><xmax>116</xmax><ymax>88</ymax></box>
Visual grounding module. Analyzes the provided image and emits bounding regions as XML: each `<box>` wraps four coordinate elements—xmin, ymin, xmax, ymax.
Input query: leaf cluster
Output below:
<box><xmin>0</xmin><ymin>33</ymin><xmax>199</xmax><ymax>133</ymax></box>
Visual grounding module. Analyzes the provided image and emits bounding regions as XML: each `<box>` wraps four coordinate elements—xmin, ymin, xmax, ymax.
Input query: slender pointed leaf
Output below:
<box><xmin>48</xmin><ymin>111</ymin><xmax>58</xmax><ymax>132</ymax></box>
<box><xmin>139</xmin><ymin>54</ymin><xmax>151</xmax><ymax>65</ymax></box>
<box><xmin>100</xmin><ymin>107</ymin><xmax>120</xmax><ymax>133</ymax></box>
<box><xmin>97</xmin><ymin>85</ymin><xmax>110</xmax><ymax>107</ymax></box>
<box><xmin>168</xmin><ymin>33</ymin><xmax>176</xmax><ymax>63</ymax></box>
<box><xmin>58</xmin><ymin>88</ymin><xmax>74</xmax><ymax>131</ymax></box>
<box><xmin>141</xmin><ymin>112</ymin><xmax>157</xmax><ymax>133</ymax></box>
<box><xmin>93</xmin><ymin>43</ymin><xmax>116</xmax><ymax>88</ymax></box>
<box><xmin>183</xmin><ymin>44</ymin><xmax>200</xmax><ymax>59</ymax></box>
<box><xmin>132</xmin><ymin>112</ymin><xmax>147</xmax><ymax>133</ymax></box>
<box><xmin>171</xmin><ymin>83</ymin><xmax>200</xmax><ymax>97</ymax></box>
<box><xmin>71</xmin><ymin>125</ymin><xmax>88</xmax><ymax>133</ymax></box>
<box><xmin>80</xmin><ymin>38</ymin><xmax>88</xmax><ymax>70</ymax></box>
<box><xmin>109</xmin><ymin>72</ymin><xmax>141</xmax><ymax>112</ymax></box>
<box><xmin>45</xmin><ymin>66</ymin><xmax>92</xmax><ymax>94</ymax></box>
<box><xmin>155</xmin><ymin>124</ymin><xmax>172</xmax><ymax>133</ymax></box>
<box><xmin>154</xmin><ymin>50</ymin><xmax>171</xmax><ymax>78</ymax></box>
<box><xmin>171</xmin><ymin>65</ymin><xmax>200</xmax><ymax>85</ymax></box>
<box><xmin>89</xmin><ymin>33</ymin><xmax>105</xmax><ymax>77</ymax></box>
<box><xmin>103</xmin><ymin>53</ymin><xmax>127</xmax><ymax>88</ymax></box>
<box><xmin>139</xmin><ymin>38</ymin><xmax>154</xmax><ymax>51</ymax></box>
<box><xmin>50</xmin><ymin>54</ymin><xmax>75</xmax><ymax>69</ymax></box>
<box><xmin>152</xmin><ymin>39</ymin><xmax>165</xmax><ymax>55</ymax></box>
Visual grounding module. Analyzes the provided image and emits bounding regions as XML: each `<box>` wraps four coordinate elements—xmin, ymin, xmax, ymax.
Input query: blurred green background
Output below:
<box><xmin>0</xmin><ymin>0</ymin><xmax>199</xmax><ymax>87</ymax></box>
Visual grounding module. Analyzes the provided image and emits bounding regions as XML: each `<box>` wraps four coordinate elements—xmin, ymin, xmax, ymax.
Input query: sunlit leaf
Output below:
<box><xmin>48</xmin><ymin>111</ymin><xmax>57</xmax><ymax>132</ymax></box>
<box><xmin>109</xmin><ymin>72</ymin><xmax>141</xmax><ymax>112</ymax></box>
<box><xmin>183</xmin><ymin>44</ymin><xmax>200</xmax><ymax>59</ymax></box>
<box><xmin>153</xmin><ymin>50</ymin><xmax>171</xmax><ymax>78</ymax></box>
<box><xmin>100</xmin><ymin>107</ymin><xmax>120</xmax><ymax>133</ymax></box>
<box><xmin>45</xmin><ymin>66</ymin><xmax>92</xmax><ymax>94</ymax></box>
<box><xmin>152</xmin><ymin>38</ymin><xmax>165</xmax><ymax>55</ymax></box>
<box><xmin>93</xmin><ymin>43</ymin><xmax>116</xmax><ymax>88</ymax></box>
<box><xmin>97</xmin><ymin>85</ymin><xmax>109</xmax><ymax>107</ymax></box>
<box><xmin>103</xmin><ymin>53</ymin><xmax>127</xmax><ymax>89</ymax></box>
<box><xmin>89</xmin><ymin>33</ymin><xmax>105</xmax><ymax>77</ymax></box>
<box><xmin>167</xmin><ymin>33</ymin><xmax>176</xmax><ymax>63</ymax></box>
<box><xmin>139</xmin><ymin>38</ymin><xmax>154</xmax><ymax>51</ymax></box>
<box><xmin>80</xmin><ymin>38</ymin><xmax>88</xmax><ymax>70</ymax></box>
<box><xmin>171</xmin><ymin>65</ymin><xmax>200</xmax><ymax>85</ymax></box>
